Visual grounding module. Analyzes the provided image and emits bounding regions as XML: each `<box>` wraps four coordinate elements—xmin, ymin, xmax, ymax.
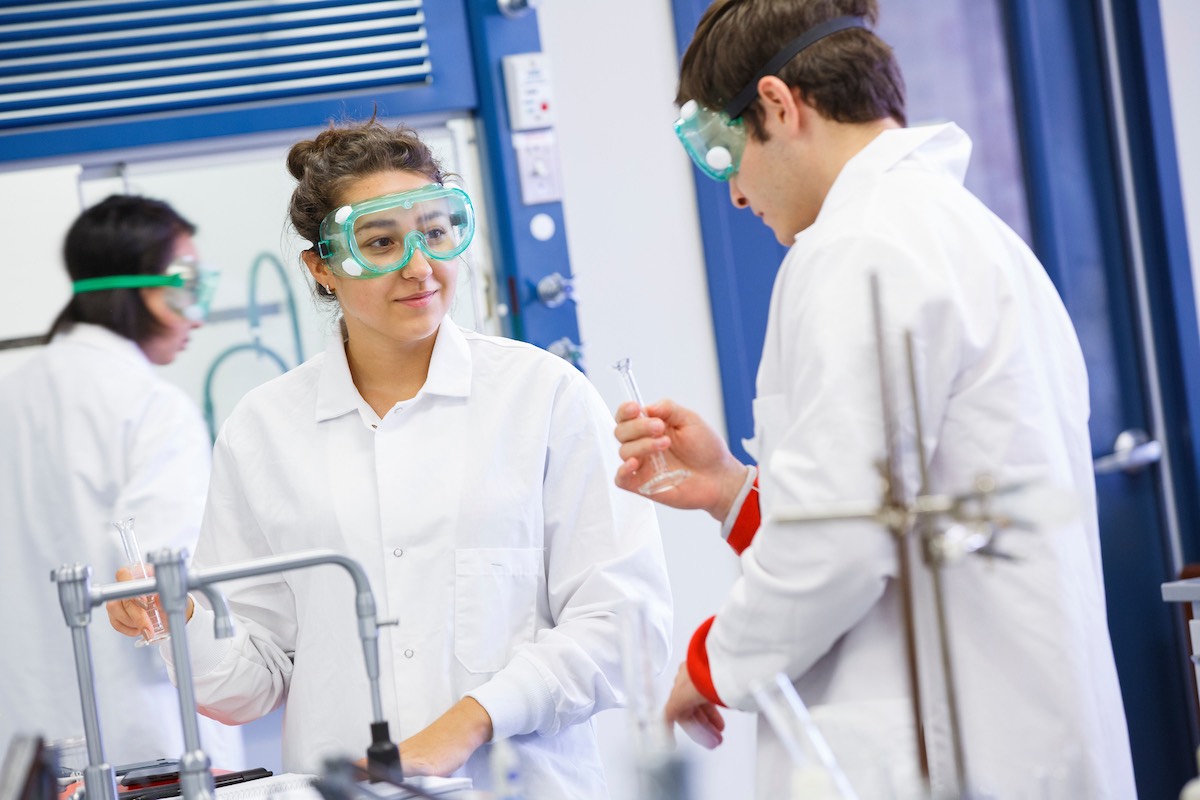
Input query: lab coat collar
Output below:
<box><xmin>801</xmin><ymin>122</ymin><xmax>972</xmax><ymax>241</ymax></box>
<box><xmin>313</xmin><ymin>316</ymin><xmax>473</xmax><ymax>423</ymax></box>
<box><xmin>421</xmin><ymin>317</ymin><xmax>473</xmax><ymax>398</ymax></box>
<box><xmin>53</xmin><ymin>323</ymin><xmax>152</xmax><ymax>371</ymax></box>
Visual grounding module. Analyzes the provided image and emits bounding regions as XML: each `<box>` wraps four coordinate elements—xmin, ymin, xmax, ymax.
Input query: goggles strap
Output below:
<box><xmin>723</xmin><ymin>15</ymin><xmax>868</xmax><ymax>119</ymax></box>
<box><xmin>73</xmin><ymin>274</ymin><xmax>185</xmax><ymax>294</ymax></box>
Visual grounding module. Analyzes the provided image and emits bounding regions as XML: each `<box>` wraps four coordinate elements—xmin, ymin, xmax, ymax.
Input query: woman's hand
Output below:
<box><xmin>613</xmin><ymin>398</ymin><xmax>748</xmax><ymax>520</ymax></box>
<box><xmin>398</xmin><ymin>697</ymin><xmax>494</xmax><ymax>777</ymax></box>
<box><xmin>105</xmin><ymin>565</ymin><xmax>193</xmax><ymax>640</ymax></box>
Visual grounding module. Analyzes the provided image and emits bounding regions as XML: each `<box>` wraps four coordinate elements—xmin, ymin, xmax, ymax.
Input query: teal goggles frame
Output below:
<box><xmin>316</xmin><ymin>184</ymin><xmax>475</xmax><ymax>279</ymax></box>
<box><xmin>674</xmin><ymin>15</ymin><xmax>866</xmax><ymax>181</ymax></box>
<box><xmin>674</xmin><ymin>101</ymin><xmax>747</xmax><ymax>181</ymax></box>
<box><xmin>72</xmin><ymin>260</ymin><xmax>219</xmax><ymax>321</ymax></box>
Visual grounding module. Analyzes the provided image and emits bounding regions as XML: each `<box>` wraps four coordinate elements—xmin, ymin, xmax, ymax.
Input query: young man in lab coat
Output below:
<box><xmin>613</xmin><ymin>1</ymin><xmax>1137</xmax><ymax>797</ymax></box>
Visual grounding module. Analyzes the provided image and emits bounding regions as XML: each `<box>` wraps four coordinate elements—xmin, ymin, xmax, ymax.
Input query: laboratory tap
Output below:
<box><xmin>53</xmin><ymin>547</ymin><xmax>400</xmax><ymax>800</ymax></box>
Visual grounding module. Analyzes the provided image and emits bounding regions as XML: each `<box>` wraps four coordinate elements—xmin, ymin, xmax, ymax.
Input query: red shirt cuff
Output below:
<box><xmin>687</xmin><ymin>616</ymin><xmax>725</xmax><ymax>706</ymax></box>
<box><xmin>727</xmin><ymin>476</ymin><xmax>760</xmax><ymax>555</ymax></box>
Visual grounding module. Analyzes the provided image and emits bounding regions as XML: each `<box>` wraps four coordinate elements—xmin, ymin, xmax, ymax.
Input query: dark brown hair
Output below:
<box><xmin>677</xmin><ymin>0</ymin><xmax>906</xmax><ymax>139</ymax></box>
<box><xmin>48</xmin><ymin>194</ymin><xmax>195</xmax><ymax>343</ymax></box>
<box><xmin>287</xmin><ymin>116</ymin><xmax>447</xmax><ymax>303</ymax></box>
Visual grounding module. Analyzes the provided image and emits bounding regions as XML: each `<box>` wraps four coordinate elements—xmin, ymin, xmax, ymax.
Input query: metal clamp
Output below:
<box><xmin>535</xmin><ymin>272</ymin><xmax>575</xmax><ymax>309</ymax></box>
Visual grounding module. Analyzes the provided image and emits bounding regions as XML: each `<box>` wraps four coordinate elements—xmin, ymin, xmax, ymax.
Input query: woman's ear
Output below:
<box><xmin>302</xmin><ymin>250</ymin><xmax>334</xmax><ymax>292</ymax></box>
<box><xmin>139</xmin><ymin>286</ymin><xmax>177</xmax><ymax>327</ymax></box>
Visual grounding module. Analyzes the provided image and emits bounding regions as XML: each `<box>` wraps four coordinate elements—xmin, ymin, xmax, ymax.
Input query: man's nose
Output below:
<box><xmin>728</xmin><ymin>175</ymin><xmax>749</xmax><ymax>209</ymax></box>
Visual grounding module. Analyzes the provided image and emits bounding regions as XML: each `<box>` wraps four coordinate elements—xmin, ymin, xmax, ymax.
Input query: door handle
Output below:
<box><xmin>1093</xmin><ymin>428</ymin><xmax>1163</xmax><ymax>474</ymax></box>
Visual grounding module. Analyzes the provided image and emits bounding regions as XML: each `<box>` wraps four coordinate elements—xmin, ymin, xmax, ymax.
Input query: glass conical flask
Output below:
<box><xmin>613</xmin><ymin>358</ymin><xmax>690</xmax><ymax>496</ymax></box>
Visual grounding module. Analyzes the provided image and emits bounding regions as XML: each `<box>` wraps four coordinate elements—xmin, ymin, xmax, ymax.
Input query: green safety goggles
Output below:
<box><xmin>674</xmin><ymin>101</ymin><xmax>747</xmax><ymax>181</ymax></box>
<box><xmin>674</xmin><ymin>15</ymin><xmax>867</xmax><ymax>181</ymax></box>
<box><xmin>72</xmin><ymin>258</ymin><xmax>219</xmax><ymax>321</ymax></box>
<box><xmin>316</xmin><ymin>184</ymin><xmax>475</xmax><ymax>279</ymax></box>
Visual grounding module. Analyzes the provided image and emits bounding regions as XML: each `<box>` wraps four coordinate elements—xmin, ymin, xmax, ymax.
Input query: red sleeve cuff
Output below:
<box><xmin>727</xmin><ymin>476</ymin><xmax>760</xmax><ymax>555</ymax></box>
<box><xmin>687</xmin><ymin>616</ymin><xmax>725</xmax><ymax>706</ymax></box>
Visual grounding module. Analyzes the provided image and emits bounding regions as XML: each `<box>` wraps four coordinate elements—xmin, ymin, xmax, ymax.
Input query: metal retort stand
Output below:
<box><xmin>52</xmin><ymin>547</ymin><xmax>401</xmax><ymax>800</ymax></box>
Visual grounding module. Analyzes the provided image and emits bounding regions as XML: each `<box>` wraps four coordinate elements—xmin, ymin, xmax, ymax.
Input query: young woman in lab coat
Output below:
<box><xmin>0</xmin><ymin>195</ymin><xmax>242</xmax><ymax>769</ymax></box>
<box><xmin>108</xmin><ymin>120</ymin><xmax>673</xmax><ymax>799</ymax></box>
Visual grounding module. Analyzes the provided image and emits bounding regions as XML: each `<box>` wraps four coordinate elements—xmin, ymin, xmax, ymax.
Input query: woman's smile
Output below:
<box><xmin>397</xmin><ymin>289</ymin><xmax>437</xmax><ymax>307</ymax></box>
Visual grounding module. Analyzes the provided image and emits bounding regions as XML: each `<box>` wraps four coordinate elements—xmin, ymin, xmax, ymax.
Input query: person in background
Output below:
<box><xmin>107</xmin><ymin>119</ymin><xmax>673</xmax><ymax>799</ymax></box>
<box><xmin>612</xmin><ymin>1</ymin><xmax>1136</xmax><ymax>797</ymax></box>
<box><xmin>0</xmin><ymin>195</ymin><xmax>244</xmax><ymax>769</ymax></box>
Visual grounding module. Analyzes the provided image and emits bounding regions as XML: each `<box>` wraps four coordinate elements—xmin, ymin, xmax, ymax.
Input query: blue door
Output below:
<box><xmin>1006</xmin><ymin>1</ymin><xmax>1200</xmax><ymax>796</ymax></box>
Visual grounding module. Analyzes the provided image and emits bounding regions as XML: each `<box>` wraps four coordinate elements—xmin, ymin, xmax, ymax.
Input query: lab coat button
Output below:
<box><xmin>393</xmin><ymin>548</ymin><xmax>404</xmax><ymax>557</ymax></box>
<box><xmin>404</xmin><ymin>649</ymin><xmax>414</xmax><ymax>658</ymax></box>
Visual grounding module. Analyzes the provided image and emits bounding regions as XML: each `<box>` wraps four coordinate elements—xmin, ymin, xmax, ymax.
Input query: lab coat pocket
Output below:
<box><xmin>454</xmin><ymin>548</ymin><xmax>543</xmax><ymax>674</ymax></box>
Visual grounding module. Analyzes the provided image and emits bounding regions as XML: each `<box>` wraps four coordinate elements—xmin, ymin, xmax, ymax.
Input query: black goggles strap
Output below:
<box><xmin>722</xmin><ymin>15</ymin><xmax>868</xmax><ymax>119</ymax></box>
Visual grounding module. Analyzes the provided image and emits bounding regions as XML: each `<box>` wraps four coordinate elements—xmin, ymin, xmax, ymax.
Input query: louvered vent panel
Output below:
<box><xmin>0</xmin><ymin>0</ymin><xmax>431</xmax><ymax>132</ymax></box>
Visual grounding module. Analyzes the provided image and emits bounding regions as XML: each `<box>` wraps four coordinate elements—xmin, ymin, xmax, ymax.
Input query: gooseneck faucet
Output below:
<box><xmin>53</xmin><ymin>547</ymin><xmax>400</xmax><ymax>800</ymax></box>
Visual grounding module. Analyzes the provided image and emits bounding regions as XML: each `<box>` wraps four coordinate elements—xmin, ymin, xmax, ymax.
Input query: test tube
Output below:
<box><xmin>613</xmin><ymin>358</ymin><xmax>690</xmax><ymax>496</ymax></box>
<box><xmin>619</xmin><ymin>600</ymin><xmax>691</xmax><ymax>800</ymax></box>
<box><xmin>114</xmin><ymin>517</ymin><xmax>170</xmax><ymax>647</ymax></box>
<box><xmin>619</xmin><ymin>600</ymin><xmax>668</xmax><ymax>753</ymax></box>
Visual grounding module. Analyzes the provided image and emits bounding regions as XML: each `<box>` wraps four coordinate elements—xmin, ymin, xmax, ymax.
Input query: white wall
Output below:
<box><xmin>1160</xmin><ymin>0</ymin><xmax>1200</xmax><ymax>311</ymax></box>
<box><xmin>536</xmin><ymin>3</ymin><xmax>758</xmax><ymax>799</ymax></box>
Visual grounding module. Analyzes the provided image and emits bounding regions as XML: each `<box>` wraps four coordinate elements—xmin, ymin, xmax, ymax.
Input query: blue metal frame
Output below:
<box><xmin>463</xmin><ymin>0</ymin><xmax>578</xmax><ymax>355</ymax></box>
<box><xmin>0</xmin><ymin>8</ymin><xmax>416</xmax><ymax>55</ymax></box>
<box><xmin>0</xmin><ymin>2</ymin><xmax>476</xmax><ymax>163</ymax></box>
<box><xmin>0</xmin><ymin>1</ymin><xmax>398</xmax><ymax>36</ymax></box>
<box><xmin>1002</xmin><ymin>1</ymin><xmax>1198</xmax><ymax>796</ymax></box>
<box><xmin>1</xmin><ymin>50</ymin><xmax>427</xmax><ymax>98</ymax></box>
<box><xmin>0</xmin><ymin>21</ymin><xmax>424</xmax><ymax>78</ymax></box>
<box><xmin>1113</xmin><ymin>0</ymin><xmax>1200</xmax><ymax>567</ymax></box>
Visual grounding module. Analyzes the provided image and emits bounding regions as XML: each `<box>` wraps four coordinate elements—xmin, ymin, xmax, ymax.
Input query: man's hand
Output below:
<box><xmin>613</xmin><ymin>398</ymin><xmax>748</xmax><ymax>520</ymax></box>
<box><xmin>398</xmin><ymin>697</ymin><xmax>494</xmax><ymax>777</ymax></box>
<box><xmin>663</xmin><ymin>662</ymin><xmax>725</xmax><ymax>749</ymax></box>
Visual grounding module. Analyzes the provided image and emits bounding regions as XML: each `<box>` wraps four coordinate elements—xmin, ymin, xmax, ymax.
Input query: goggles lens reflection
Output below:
<box><xmin>163</xmin><ymin>260</ymin><xmax>219</xmax><ymax>321</ymax></box>
<box><xmin>673</xmin><ymin>100</ymin><xmax>747</xmax><ymax>182</ymax></box>
<box><xmin>318</xmin><ymin>185</ymin><xmax>475</xmax><ymax>279</ymax></box>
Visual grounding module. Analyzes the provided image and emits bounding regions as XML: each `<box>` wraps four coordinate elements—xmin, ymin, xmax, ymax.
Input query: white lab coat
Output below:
<box><xmin>704</xmin><ymin>124</ymin><xmax>1137</xmax><ymax>798</ymax></box>
<box><xmin>170</xmin><ymin>319</ymin><xmax>673</xmax><ymax>799</ymax></box>
<box><xmin>0</xmin><ymin>324</ymin><xmax>244</xmax><ymax>768</ymax></box>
